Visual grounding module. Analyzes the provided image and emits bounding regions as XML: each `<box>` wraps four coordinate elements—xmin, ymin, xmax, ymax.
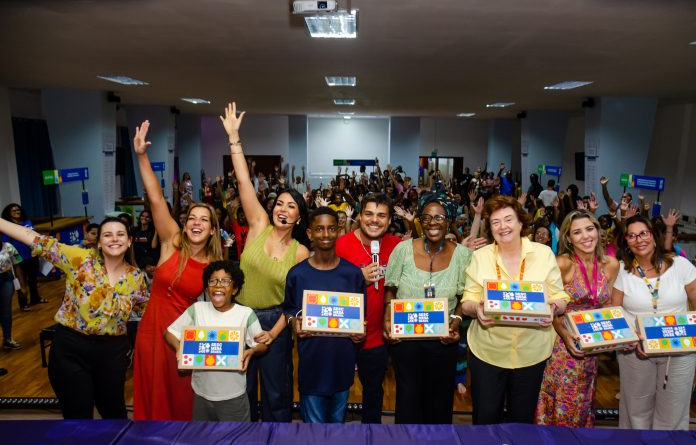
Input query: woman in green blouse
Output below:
<box><xmin>383</xmin><ymin>186</ymin><xmax>471</xmax><ymax>424</ymax></box>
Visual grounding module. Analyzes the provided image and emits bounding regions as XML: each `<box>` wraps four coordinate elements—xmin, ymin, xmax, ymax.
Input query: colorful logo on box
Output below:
<box><xmin>573</xmin><ymin>311</ymin><xmax>633</xmax><ymax>344</ymax></box>
<box><xmin>392</xmin><ymin>299</ymin><xmax>447</xmax><ymax>336</ymax></box>
<box><xmin>304</xmin><ymin>293</ymin><xmax>363</xmax><ymax>331</ymax></box>
<box><xmin>181</xmin><ymin>328</ymin><xmax>242</xmax><ymax>368</ymax></box>
<box><xmin>640</xmin><ymin>313</ymin><xmax>696</xmax><ymax>351</ymax></box>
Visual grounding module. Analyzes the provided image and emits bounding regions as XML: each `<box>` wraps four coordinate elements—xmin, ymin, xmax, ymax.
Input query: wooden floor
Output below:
<box><xmin>0</xmin><ymin>276</ymin><xmax>685</xmax><ymax>419</ymax></box>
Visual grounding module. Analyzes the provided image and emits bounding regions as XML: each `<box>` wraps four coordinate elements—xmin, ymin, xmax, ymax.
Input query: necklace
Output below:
<box><xmin>575</xmin><ymin>253</ymin><xmax>599</xmax><ymax>307</ymax></box>
<box><xmin>495</xmin><ymin>245</ymin><xmax>525</xmax><ymax>281</ymax></box>
<box><xmin>355</xmin><ymin>230</ymin><xmax>379</xmax><ymax>264</ymax></box>
<box><xmin>423</xmin><ymin>237</ymin><xmax>445</xmax><ymax>286</ymax></box>
<box><xmin>633</xmin><ymin>259</ymin><xmax>662</xmax><ymax>310</ymax></box>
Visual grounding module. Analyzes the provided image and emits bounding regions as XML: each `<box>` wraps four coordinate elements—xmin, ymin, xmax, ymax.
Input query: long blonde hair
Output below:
<box><xmin>173</xmin><ymin>203</ymin><xmax>223</xmax><ymax>283</ymax></box>
<box><xmin>558</xmin><ymin>210</ymin><xmax>606</xmax><ymax>263</ymax></box>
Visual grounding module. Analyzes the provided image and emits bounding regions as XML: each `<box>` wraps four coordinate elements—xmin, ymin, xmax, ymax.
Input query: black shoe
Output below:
<box><xmin>3</xmin><ymin>340</ymin><xmax>21</xmax><ymax>350</ymax></box>
<box><xmin>0</xmin><ymin>368</ymin><xmax>7</xmax><ymax>376</ymax></box>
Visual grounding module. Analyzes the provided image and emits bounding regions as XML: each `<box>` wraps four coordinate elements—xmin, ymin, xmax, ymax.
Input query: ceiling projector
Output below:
<box><xmin>293</xmin><ymin>1</ymin><xmax>338</xmax><ymax>14</ymax></box>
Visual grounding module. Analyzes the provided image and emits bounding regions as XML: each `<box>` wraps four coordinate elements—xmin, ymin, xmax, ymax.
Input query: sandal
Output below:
<box><xmin>35</xmin><ymin>298</ymin><xmax>49</xmax><ymax>304</ymax></box>
<box><xmin>21</xmin><ymin>306</ymin><xmax>31</xmax><ymax>312</ymax></box>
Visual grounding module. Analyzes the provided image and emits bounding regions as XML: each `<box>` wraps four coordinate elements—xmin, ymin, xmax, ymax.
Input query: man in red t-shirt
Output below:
<box><xmin>335</xmin><ymin>193</ymin><xmax>400</xmax><ymax>423</ymax></box>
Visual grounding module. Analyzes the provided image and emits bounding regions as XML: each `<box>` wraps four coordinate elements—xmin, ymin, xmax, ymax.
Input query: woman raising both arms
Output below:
<box><xmin>132</xmin><ymin>121</ymin><xmax>223</xmax><ymax>421</ymax></box>
<box><xmin>220</xmin><ymin>102</ymin><xmax>310</xmax><ymax>422</ymax></box>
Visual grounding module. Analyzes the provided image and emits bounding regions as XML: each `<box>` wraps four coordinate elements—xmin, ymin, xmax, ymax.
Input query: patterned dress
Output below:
<box><xmin>535</xmin><ymin>260</ymin><xmax>610</xmax><ymax>427</ymax></box>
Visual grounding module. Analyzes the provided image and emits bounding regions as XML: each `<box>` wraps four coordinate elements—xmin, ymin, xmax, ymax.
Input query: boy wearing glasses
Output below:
<box><xmin>166</xmin><ymin>260</ymin><xmax>267</xmax><ymax>421</ymax></box>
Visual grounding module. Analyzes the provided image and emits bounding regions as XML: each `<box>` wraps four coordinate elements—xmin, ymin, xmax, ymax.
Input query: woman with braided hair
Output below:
<box><xmin>382</xmin><ymin>184</ymin><xmax>471</xmax><ymax>424</ymax></box>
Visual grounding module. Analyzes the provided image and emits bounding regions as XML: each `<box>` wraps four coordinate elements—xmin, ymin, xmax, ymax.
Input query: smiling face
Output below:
<box><xmin>534</xmin><ymin>226</ymin><xmax>551</xmax><ymax>245</ymax></box>
<box><xmin>139</xmin><ymin>211</ymin><xmax>151</xmax><ymax>228</ymax></box>
<box><xmin>184</xmin><ymin>206</ymin><xmax>215</xmax><ymax>246</ymax></box>
<box><xmin>625</xmin><ymin>221</ymin><xmax>655</xmax><ymax>258</ymax></box>
<box><xmin>9</xmin><ymin>206</ymin><xmax>22</xmax><ymax>222</ymax></box>
<box><xmin>359</xmin><ymin>202</ymin><xmax>390</xmax><ymax>241</ymax></box>
<box><xmin>568</xmin><ymin>217</ymin><xmax>598</xmax><ymax>255</ymax></box>
<box><xmin>206</xmin><ymin>269</ymin><xmax>238</xmax><ymax>311</ymax></box>
<box><xmin>98</xmin><ymin>221</ymin><xmax>131</xmax><ymax>259</ymax></box>
<box><xmin>84</xmin><ymin>227</ymin><xmax>99</xmax><ymax>245</ymax></box>
<box><xmin>307</xmin><ymin>213</ymin><xmax>338</xmax><ymax>251</ymax></box>
<box><xmin>421</xmin><ymin>202</ymin><xmax>448</xmax><ymax>244</ymax></box>
<box><xmin>273</xmin><ymin>192</ymin><xmax>300</xmax><ymax>227</ymax></box>
<box><xmin>489</xmin><ymin>206</ymin><xmax>523</xmax><ymax>246</ymax></box>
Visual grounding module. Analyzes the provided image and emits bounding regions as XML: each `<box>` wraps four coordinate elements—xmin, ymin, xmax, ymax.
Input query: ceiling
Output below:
<box><xmin>1</xmin><ymin>0</ymin><xmax>696</xmax><ymax>118</ymax></box>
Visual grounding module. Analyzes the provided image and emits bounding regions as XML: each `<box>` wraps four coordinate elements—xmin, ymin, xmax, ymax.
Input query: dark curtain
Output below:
<box><xmin>11</xmin><ymin>118</ymin><xmax>59</xmax><ymax>218</ymax></box>
<box><xmin>116</xmin><ymin>126</ymin><xmax>137</xmax><ymax>198</ymax></box>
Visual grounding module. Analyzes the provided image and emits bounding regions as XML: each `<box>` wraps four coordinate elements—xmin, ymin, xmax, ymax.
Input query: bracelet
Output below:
<box><xmin>287</xmin><ymin>316</ymin><xmax>295</xmax><ymax>326</ymax></box>
<box><xmin>230</xmin><ymin>151</ymin><xmax>244</xmax><ymax>155</ymax></box>
<box><xmin>450</xmin><ymin>314</ymin><xmax>463</xmax><ymax>321</ymax></box>
<box><xmin>229</xmin><ymin>140</ymin><xmax>242</xmax><ymax>147</ymax></box>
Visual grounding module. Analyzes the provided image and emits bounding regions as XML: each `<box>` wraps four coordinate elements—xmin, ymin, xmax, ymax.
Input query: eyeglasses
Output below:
<box><xmin>208</xmin><ymin>278</ymin><xmax>233</xmax><ymax>287</ymax></box>
<box><xmin>625</xmin><ymin>230</ymin><xmax>652</xmax><ymax>242</ymax></box>
<box><xmin>420</xmin><ymin>214</ymin><xmax>447</xmax><ymax>224</ymax></box>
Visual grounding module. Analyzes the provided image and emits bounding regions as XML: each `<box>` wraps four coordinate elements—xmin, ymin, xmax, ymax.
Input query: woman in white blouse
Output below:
<box><xmin>611</xmin><ymin>215</ymin><xmax>696</xmax><ymax>430</ymax></box>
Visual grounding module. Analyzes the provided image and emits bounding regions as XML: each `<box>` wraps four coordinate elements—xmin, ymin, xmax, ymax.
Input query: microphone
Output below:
<box><xmin>370</xmin><ymin>240</ymin><xmax>380</xmax><ymax>290</ymax></box>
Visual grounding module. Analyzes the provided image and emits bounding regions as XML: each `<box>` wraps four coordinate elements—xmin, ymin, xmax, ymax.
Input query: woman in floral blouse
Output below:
<box><xmin>0</xmin><ymin>216</ymin><xmax>148</xmax><ymax>419</ymax></box>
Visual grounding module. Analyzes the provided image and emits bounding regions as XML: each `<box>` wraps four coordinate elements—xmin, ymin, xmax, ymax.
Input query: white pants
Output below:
<box><xmin>617</xmin><ymin>352</ymin><xmax>696</xmax><ymax>430</ymax></box>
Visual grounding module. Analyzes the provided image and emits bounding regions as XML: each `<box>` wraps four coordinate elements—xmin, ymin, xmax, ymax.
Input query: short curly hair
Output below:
<box><xmin>482</xmin><ymin>195</ymin><xmax>532</xmax><ymax>243</ymax></box>
<box><xmin>202</xmin><ymin>260</ymin><xmax>245</xmax><ymax>297</ymax></box>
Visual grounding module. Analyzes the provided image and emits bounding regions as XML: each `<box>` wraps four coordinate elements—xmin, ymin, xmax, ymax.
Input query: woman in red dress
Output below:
<box><xmin>131</xmin><ymin>121</ymin><xmax>222</xmax><ymax>420</ymax></box>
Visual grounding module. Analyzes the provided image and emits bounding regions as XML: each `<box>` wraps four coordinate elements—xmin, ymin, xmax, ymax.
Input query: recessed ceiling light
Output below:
<box><xmin>486</xmin><ymin>102</ymin><xmax>515</xmax><ymax>108</ymax></box>
<box><xmin>181</xmin><ymin>98</ymin><xmax>211</xmax><ymax>104</ymax></box>
<box><xmin>343</xmin><ymin>116</ymin><xmax>352</xmax><ymax>120</ymax></box>
<box><xmin>97</xmin><ymin>75</ymin><xmax>149</xmax><ymax>86</ymax></box>
<box><xmin>457</xmin><ymin>113</ymin><xmax>476</xmax><ymax>118</ymax></box>
<box><xmin>690</xmin><ymin>40</ymin><xmax>696</xmax><ymax>46</ymax></box>
<box><xmin>325</xmin><ymin>76</ymin><xmax>357</xmax><ymax>87</ymax></box>
<box><xmin>334</xmin><ymin>99</ymin><xmax>356</xmax><ymax>105</ymax></box>
<box><xmin>338</xmin><ymin>111</ymin><xmax>354</xmax><ymax>116</ymax></box>
<box><xmin>305</xmin><ymin>10</ymin><xmax>357</xmax><ymax>39</ymax></box>
<box><xmin>544</xmin><ymin>81</ymin><xmax>593</xmax><ymax>90</ymax></box>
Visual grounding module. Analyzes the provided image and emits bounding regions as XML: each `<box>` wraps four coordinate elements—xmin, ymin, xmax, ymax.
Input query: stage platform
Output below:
<box><xmin>1</xmin><ymin>420</ymin><xmax>695</xmax><ymax>445</ymax></box>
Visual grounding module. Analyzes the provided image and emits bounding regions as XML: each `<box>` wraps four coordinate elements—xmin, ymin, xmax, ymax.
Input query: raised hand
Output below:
<box><xmin>517</xmin><ymin>192</ymin><xmax>528</xmax><ymax>206</ymax></box>
<box><xmin>576</xmin><ymin>199</ymin><xmax>587</xmax><ymax>210</ymax></box>
<box><xmin>315</xmin><ymin>197</ymin><xmax>329</xmax><ymax>207</ymax></box>
<box><xmin>468</xmin><ymin>189</ymin><xmax>477</xmax><ymax>204</ymax></box>
<box><xmin>345</xmin><ymin>205</ymin><xmax>354</xmax><ymax>219</ymax></box>
<box><xmin>599</xmin><ymin>176</ymin><xmax>608</xmax><ymax>185</ymax></box>
<box><xmin>663</xmin><ymin>208</ymin><xmax>681</xmax><ymax>228</ymax></box>
<box><xmin>472</xmin><ymin>196</ymin><xmax>484</xmax><ymax>215</ymax></box>
<box><xmin>588</xmin><ymin>193</ymin><xmax>599</xmax><ymax>213</ymax></box>
<box><xmin>626</xmin><ymin>204</ymin><xmax>639</xmax><ymax>218</ymax></box>
<box><xmin>133</xmin><ymin>121</ymin><xmax>152</xmax><ymax>154</ymax></box>
<box><xmin>619</xmin><ymin>197</ymin><xmax>629</xmax><ymax>213</ymax></box>
<box><xmin>219</xmin><ymin>102</ymin><xmax>246</xmax><ymax>136</ymax></box>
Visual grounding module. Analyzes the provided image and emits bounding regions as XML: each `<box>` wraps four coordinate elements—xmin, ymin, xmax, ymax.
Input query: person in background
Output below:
<box><xmin>1</xmin><ymin>203</ymin><xmax>45</xmax><ymax>311</ymax></box>
<box><xmin>132</xmin><ymin>120</ymin><xmax>223</xmax><ymax>421</ymax></box>
<box><xmin>611</xmin><ymin>215</ymin><xmax>696</xmax><ymax>430</ymax></box>
<box><xmin>179</xmin><ymin>172</ymin><xmax>194</xmax><ymax>209</ymax></box>
<box><xmin>383</xmin><ymin>186</ymin><xmax>471</xmax><ymax>424</ymax></box>
<box><xmin>532</xmin><ymin>225</ymin><xmax>552</xmax><ymax>248</ymax></box>
<box><xmin>0</xmin><ymin>235</ymin><xmax>24</xmax><ymax>350</ymax></box>
<box><xmin>166</xmin><ymin>260</ymin><xmax>267</xmax><ymax>421</ymax></box>
<box><xmin>131</xmin><ymin>209</ymin><xmax>159</xmax><ymax>268</ymax></box>
<box><xmin>336</xmin><ymin>193</ymin><xmax>401</xmax><ymax>423</ymax></box>
<box><xmin>0</xmin><ymin>216</ymin><xmax>148</xmax><ymax>418</ymax></box>
<box><xmin>291</xmin><ymin>165</ymin><xmax>306</xmax><ymax>194</ymax></box>
<box><xmin>538</xmin><ymin>180</ymin><xmax>558</xmax><ymax>208</ymax></box>
<box><xmin>284</xmin><ymin>207</ymin><xmax>366</xmax><ymax>423</ymax></box>
<box><xmin>536</xmin><ymin>210</ymin><xmax>620</xmax><ymax>427</ymax></box>
<box><xmin>461</xmin><ymin>195</ymin><xmax>569</xmax><ymax>425</ymax></box>
<box><xmin>80</xmin><ymin>223</ymin><xmax>99</xmax><ymax>249</ymax></box>
<box><xmin>220</xmin><ymin>102</ymin><xmax>310</xmax><ymax>422</ymax></box>
<box><xmin>527</xmin><ymin>173</ymin><xmax>543</xmax><ymax>201</ymax></box>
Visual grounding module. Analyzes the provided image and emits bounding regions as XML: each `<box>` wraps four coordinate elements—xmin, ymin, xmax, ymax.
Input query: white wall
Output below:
<box><xmin>560</xmin><ymin>113</ymin><xmax>585</xmax><ymax>193</ymax></box>
<box><xmin>0</xmin><ymin>86</ymin><xmax>21</xmax><ymax>206</ymax></box>
<box><xmin>419</xmin><ymin>118</ymin><xmax>488</xmax><ymax>170</ymax></box>
<box><xmin>200</xmin><ymin>114</ymin><xmax>289</xmax><ymax>180</ymax></box>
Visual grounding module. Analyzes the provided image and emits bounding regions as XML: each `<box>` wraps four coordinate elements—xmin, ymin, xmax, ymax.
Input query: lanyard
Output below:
<box><xmin>634</xmin><ymin>259</ymin><xmax>662</xmax><ymax>311</ymax></box>
<box><xmin>424</xmin><ymin>238</ymin><xmax>445</xmax><ymax>285</ymax></box>
<box><xmin>495</xmin><ymin>246</ymin><xmax>526</xmax><ymax>281</ymax></box>
<box><xmin>575</xmin><ymin>253</ymin><xmax>599</xmax><ymax>305</ymax></box>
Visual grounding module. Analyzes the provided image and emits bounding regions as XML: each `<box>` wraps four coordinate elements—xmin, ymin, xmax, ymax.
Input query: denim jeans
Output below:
<box><xmin>300</xmin><ymin>390</ymin><xmax>349</xmax><ymax>423</ymax></box>
<box><xmin>246</xmin><ymin>306</ymin><xmax>294</xmax><ymax>422</ymax></box>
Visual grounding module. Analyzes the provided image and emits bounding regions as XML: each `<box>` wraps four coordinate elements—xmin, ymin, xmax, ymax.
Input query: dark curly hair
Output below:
<box><xmin>1</xmin><ymin>203</ymin><xmax>28</xmax><ymax>222</ymax></box>
<box><xmin>617</xmin><ymin>215</ymin><xmax>674</xmax><ymax>273</ymax></box>
<box><xmin>202</xmin><ymin>260</ymin><xmax>245</xmax><ymax>297</ymax></box>
<box><xmin>271</xmin><ymin>189</ymin><xmax>310</xmax><ymax>249</ymax></box>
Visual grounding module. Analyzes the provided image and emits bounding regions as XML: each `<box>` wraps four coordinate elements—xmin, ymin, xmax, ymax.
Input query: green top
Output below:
<box><xmin>384</xmin><ymin>238</ymin><xmax>471</xmax><ymax>316</ymax></box>
<box><xmin>236</xmin><ymin>225</ymin><xmax>299</xmax><ymax>309</ymax></box>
